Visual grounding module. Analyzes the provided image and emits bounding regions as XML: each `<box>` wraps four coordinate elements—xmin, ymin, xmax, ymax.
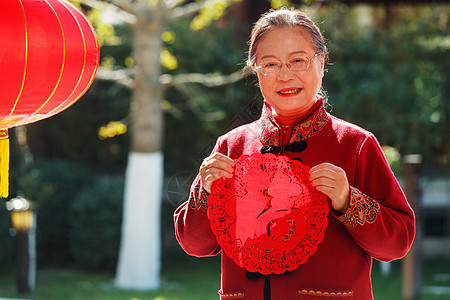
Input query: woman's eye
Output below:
<box><xmin>263</xmin><ymin>62</ymin><xmax>278</xmax><ymax>68</ymax></box>
<box><xmin>292</xmin><ymin>58</ymin><xmax>306</xmax><ymax>63</ymax></box>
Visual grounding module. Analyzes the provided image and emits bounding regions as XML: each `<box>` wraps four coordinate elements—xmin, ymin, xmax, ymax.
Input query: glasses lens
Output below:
<box><xmin>261</xmin><ymin>61</ymin><xmax>280</xmax><ymax>75</ymax></box>
<box><xmin>289</xmin><ymin>58</ymin><xmax>309</xmax><ymax>71</ymax></box>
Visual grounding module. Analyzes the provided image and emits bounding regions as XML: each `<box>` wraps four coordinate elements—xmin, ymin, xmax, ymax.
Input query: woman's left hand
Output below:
<box><xmin>309</xmin><ymin>163</ymin><xmax>350</xmax><ymax>213</ymax></box>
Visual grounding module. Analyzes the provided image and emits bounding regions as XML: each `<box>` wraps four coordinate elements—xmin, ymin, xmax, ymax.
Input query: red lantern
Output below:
<box><xmin>0</xmin><ymin>0</ymin><xmax>100</xmax><ymax>197</ymax></box>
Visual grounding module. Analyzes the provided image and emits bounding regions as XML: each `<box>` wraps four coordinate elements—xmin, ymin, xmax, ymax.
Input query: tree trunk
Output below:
<box><xmin>115</xmin><ymin>152</ymin><xmax>163</xmax><ymax>290</ymax></box>
<box><xmin>115</xmin><ymin>4</ymin><xmax>163</xmax><ymax>290</ymax></box>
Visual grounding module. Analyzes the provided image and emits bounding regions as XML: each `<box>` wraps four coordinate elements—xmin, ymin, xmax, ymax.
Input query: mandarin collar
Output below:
<box><xmin>258</xmin><ymin>99</ymin><xmax>329</xmax><ymax>147</ymax></box>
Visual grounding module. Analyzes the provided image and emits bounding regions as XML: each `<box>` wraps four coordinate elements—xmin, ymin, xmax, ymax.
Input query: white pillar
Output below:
<box><xmin>115</xmin><ymin>151</ymin><xmax>163</xmax><ymax>290</ymax></box>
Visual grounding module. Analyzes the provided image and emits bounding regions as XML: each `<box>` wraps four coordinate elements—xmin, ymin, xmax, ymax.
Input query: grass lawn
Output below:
<box><xmin>0</xmin><ymin>253</ymin><xmax>449</xmax><ymax>300</ymax></box>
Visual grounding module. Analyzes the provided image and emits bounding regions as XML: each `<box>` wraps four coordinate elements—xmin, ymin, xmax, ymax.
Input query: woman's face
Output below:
<box><xmin>255</xmin><ymin>27</ymin><xmax>325</xmax><ymax>117</ymax></box>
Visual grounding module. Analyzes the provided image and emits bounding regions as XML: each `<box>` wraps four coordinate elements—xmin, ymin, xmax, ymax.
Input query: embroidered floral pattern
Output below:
<box><xmin>259</xmin><ymin>104</ymin><xmax>279</xmax><ymax>145</ymax></box>
<box><xmin>290</xmin><ymin>108</ymin><xmax>329</xmax><ymax>142</ymax></box>
<box><xmin>339</xmin><ymin>187</ymin><xmax>380</xmax><ymax>227</ymax></box>
<box><xmin>259</xmin><ymin>101</ymin><xmax>329</xmax><ymax>146</ymax></box>
<box><xmin>189</xmin><ymin>185</ymin><xmax>209</xmax><ymax>211</ymax></box>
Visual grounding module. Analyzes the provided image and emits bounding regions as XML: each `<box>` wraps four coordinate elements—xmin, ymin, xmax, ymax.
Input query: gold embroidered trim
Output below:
<box><xmin>259</xmin><ymin>102</ymin><xmax>329</xmax><ymax>146</ymax></box>
<box><xmin>299</xmin><ymin>289</ymin><xmax>354</xmax><ymax>296</ymax></box>
<box><xmin>188</xmin><ymin>185</ymin><xmax>209</xmax><ymax>211</ymax></box>
<box><xmin>339</xmin><ymin>187</ymin><xmax>380</xmax><ymax>227</ymax></box>
<box><xmin>220</xmin><ymin>292</ymin><xmax>245</xmax><ymax>297</ymax></box>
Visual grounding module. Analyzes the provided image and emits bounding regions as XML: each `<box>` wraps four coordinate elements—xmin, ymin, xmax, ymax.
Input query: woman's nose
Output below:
<box><xmin>277</xmin><ymin>63</ymin><xmax>295</xmax><ymax>81</ymax></box>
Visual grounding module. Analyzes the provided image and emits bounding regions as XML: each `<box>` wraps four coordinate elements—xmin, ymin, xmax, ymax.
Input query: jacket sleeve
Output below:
<box><xmin>173</xmin><ymin>139</ymin><xmax>223</xmax><ymax>257</ymax></box>
<box><xmin>334</xmin><ymin>133</ymin><xmax>415</xmax><ymax>262</ymax></box>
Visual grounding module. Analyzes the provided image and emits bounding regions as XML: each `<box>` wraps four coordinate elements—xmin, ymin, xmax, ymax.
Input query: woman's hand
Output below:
<box><xmin>309</xmin><ymin>163</ymin><xmax>350</xmax><ymax>213</ymax></box>
<box><xmin>200</xmin><ymin>153</ymin><xmax>235</xmax><ymax>194</ymax></box>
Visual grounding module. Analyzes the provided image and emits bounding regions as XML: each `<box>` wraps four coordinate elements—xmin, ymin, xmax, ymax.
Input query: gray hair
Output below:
<box><xmin>246</xmin><ymin>8</ymin><xmax>328</xmax><ymax>67</ymax></box>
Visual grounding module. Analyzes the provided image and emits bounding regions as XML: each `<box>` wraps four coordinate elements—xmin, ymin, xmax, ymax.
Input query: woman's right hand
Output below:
<box><xmin>200</xmin><ymin>153</ymin><xmax>235</xmax><ymax>194</ymax></box>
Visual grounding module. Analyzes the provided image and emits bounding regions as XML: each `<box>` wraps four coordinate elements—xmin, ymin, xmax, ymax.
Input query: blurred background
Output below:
<box><xmin>0</xmin><ymin>0</ymin><xmax>448</xmax><ymax>299</ymax></box>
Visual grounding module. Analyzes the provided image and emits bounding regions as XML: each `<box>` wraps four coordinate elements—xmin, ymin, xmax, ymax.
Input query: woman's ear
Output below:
<box><xmin>320</xmin><ymin>55</ymin><xmax>325</xmax><ymax>77</ymax></box>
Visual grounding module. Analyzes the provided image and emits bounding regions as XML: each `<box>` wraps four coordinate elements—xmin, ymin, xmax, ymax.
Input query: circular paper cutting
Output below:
<box><xmin>207</xmin><ymin>153</ymin><xmax>329</xmax><ymax>275</ymax></box>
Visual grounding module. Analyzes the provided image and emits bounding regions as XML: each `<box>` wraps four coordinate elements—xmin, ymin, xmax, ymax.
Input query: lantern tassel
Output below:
<box><xmin>0</xmin><ymin>129</ymin><xmax>9</xmax><ymax>198</ymax></box>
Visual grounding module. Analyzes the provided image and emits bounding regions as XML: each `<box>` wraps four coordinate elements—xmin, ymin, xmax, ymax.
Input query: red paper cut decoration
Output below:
<box><xmin>0</xmin><ymin>0</ymin><xmax>100</xmax><ymax>197</ymax></box>
<box><xmin>208</xmin><ymin>153</ymin><xmax>329</xmax><ymax>275</ymax></box>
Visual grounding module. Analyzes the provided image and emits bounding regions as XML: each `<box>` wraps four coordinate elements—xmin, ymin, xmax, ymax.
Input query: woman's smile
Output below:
<box><xmin>277</xmin><ymin>87</ymin><xmax>302</xmax><ymax>95</ymax></box>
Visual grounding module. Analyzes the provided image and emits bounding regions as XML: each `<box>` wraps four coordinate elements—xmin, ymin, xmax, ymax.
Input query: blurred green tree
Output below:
<box><xmin>320</xmin><ymin>3</ymin><xmax>449</xmax><ymax>168</ymax></box>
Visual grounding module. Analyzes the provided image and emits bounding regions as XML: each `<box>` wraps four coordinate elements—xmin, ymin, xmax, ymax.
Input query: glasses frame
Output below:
<box><xmin>254</xmin><ymin>53</ymin><xmax>318</xmax><ymax>76</ymax></box>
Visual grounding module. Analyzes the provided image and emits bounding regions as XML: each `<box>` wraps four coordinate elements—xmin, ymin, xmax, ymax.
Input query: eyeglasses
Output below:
<box><xmin>255</xmin><ymin>53</ymin><xmax>318</xmax><ymax>76</ymax></box>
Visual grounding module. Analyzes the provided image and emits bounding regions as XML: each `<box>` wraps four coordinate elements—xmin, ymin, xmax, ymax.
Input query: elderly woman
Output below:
<box><xmin>174</xmin><ymin>8</ymin><xmax>415</xmax><ymax>300</ymax></box>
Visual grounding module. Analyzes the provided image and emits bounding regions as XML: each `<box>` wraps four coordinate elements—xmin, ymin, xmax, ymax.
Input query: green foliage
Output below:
<box><xmin>69</xmin><ymin>179</ymin><xmax>123</xmax><ymax>271</ymax></box>
<box><xmin>318</xmin><ymin>4</ymin><xmax>449</xmax><ymax>167</ymax></box>
<box><xmin>166</xmin><ymin>19</ymin><xmax>246</xmax><ymax>75</ymax></box>
<box><xmin>11</xmin><ymin>159</ymin><xmax>93</xmax><ymax>265</ymax></box>
<box><xmin>100</xmin><ymin>24</ymin><xmax>133</xmax><ymax>69</ymax></box>
<box><xmin>190</xmin><ymin>0</ymin><xmax>245</xmax><ymax>31</ymax></box>
<box><xmin>9</xmin><ymin>161</ymin><xmax>124</xmax><ymax>270</ymax></box>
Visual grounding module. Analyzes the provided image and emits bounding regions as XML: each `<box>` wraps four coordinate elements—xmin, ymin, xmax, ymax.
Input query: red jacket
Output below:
<box><xmin>174</xmin><ymin>100</ymin><xmax>415</xmax><ymax>300</ymax></box>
